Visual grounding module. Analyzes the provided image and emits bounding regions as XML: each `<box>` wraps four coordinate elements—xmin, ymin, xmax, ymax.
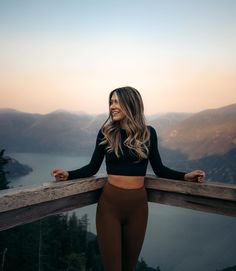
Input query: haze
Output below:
<box><xmin>0</xmin><ymin>0</ymin><xmax>235</xmax><ymax>115</ymax></box>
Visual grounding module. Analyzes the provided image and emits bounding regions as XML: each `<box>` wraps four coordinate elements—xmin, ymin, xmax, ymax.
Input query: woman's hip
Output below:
<box><xmin>98</xmin><ymin>181</ymin><xmax>148</xmax><ymax>209</ymax></box>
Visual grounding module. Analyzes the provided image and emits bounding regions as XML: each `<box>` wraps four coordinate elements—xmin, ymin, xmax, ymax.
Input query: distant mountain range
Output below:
<box><xmin>149</xmin><ymin>103</ymin><xmax>236</xmax><ymax>160</ymax></box>
<box><xmin>0</xmin><ymin>104</ymin><xmax>236</xmax><ymax>183</ymax></box>
<box><xmin>0</xmin><ymin>108</ymin><xmax>107</xmax><ymax>154</ymax></box>
<box><xmin>1</xmin><ymin>104</ymin><xmax>235</xmax><ymax>158</ymax></box>
<box><xmin>5</xmin><ymin>156</ymin><xmax>33</xmax><ymax>179</ymax></box>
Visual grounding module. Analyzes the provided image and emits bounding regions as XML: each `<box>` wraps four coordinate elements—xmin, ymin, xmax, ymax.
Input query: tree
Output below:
<box><xmin>86</xmin><ymin>237</ymin><xmax>103</xmax><ymax>271</ymax></box>
<box><xmin>0</xmin><ymin>149</ymin><xmax>10</xmax><ymax>190</ymax></box>
<box><xmin>136</xmin><ymin>257</ymin><xmax>148</xmax><ymax>271</ymax></box>
<box><xmin>65</xmin><ymin>252</ymin><xmax>86</xmax><ymax>271</ymax></box>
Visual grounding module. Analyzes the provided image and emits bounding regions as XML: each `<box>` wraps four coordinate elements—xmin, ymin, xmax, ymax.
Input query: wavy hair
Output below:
<box><xmin>100</xmin><ymin>86</ymin><xmax>150</xmax><ymax>160</ymax></box>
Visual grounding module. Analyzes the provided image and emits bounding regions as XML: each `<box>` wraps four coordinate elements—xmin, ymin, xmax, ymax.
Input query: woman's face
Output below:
<box><xmin>110</xmin><ymin>92</ymin><xmax>126</xmax><ymax>122</ymax></box>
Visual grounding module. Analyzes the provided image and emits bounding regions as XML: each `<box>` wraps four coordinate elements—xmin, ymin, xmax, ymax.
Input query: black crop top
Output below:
<box><xmin>67</xmin><ymin>126</ymin><xmax>186</xmax><ymax>181</ymax></box>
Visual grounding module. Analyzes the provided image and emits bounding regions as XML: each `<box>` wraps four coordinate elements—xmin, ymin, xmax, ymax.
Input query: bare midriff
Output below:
<box><xmin>107</xmin><ymin>174</ymin><xmax>145</xmax><ymax>189</ymax></box>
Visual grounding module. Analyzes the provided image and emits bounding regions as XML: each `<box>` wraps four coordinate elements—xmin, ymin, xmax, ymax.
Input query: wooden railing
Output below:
<box><xmin>0</xmin><ymin>175</ymin><xmax>236</xmax><ymax>231</ymax></box>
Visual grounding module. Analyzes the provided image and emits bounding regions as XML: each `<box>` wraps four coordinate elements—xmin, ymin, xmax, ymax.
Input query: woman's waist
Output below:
<box><xmin>107</xmin><ymin>174</ymin><xmax>145</xmax><ymax>189</ymax></box>
<box><xmin>101</xmin><ymin>178</ymin><xmax>147</xmax><ymax>207</ymax></box>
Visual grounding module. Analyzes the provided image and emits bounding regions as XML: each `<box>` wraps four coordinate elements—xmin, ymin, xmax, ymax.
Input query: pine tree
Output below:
<box><xmin>136</xmin><ymin>257</ymin><xmax>148</xmax><ymax>271</ymax></box>
<box><xmin>0</xmin><ymin>149</ymin><xmax>10</xmax><ymax>190</ymax></box>
<box><xmin>39</xmin><ymin>214</ymin><xmax>69</xmax><ymax>271</ymax></box>
<box><xmin>86</xmin><ymin>237</ymin><xmax>103</xmax><ymax>271</ymax></box>
<box><xmin>0</xmin><ymin>211</ymin><xmax>159</xmax><ymax>271</ymax></box>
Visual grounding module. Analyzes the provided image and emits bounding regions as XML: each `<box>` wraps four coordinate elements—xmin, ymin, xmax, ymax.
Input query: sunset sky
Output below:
<box><xmin>1</xmin><ymin>0</ymin><xmax>235</xmax><ymax>116</ymax></box>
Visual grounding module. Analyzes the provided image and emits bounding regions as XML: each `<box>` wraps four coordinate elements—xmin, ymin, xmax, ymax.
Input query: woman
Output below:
<box><xmin>52</xmin><ymin>86</ymin><xmax>205</xmax><ymax>271</ymax></box>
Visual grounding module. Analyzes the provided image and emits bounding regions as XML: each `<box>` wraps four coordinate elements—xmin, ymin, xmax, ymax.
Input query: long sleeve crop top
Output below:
<box><xmin>67</xmin><ymin>126</ymin><xmax>186</xmax><ymax>181</ymax></box>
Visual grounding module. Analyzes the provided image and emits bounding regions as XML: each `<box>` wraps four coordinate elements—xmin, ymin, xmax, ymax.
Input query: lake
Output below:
<box><xmin>7</xmin><ymin>152</ymin><xmax>236</xmax><ymax>271</ymax></box>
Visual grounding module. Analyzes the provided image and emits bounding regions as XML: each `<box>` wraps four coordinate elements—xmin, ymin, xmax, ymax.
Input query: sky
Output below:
<box><xmin>0</xmin><ymin>0</ymin><xmax>236</xmax><ymax>116</ymax></box>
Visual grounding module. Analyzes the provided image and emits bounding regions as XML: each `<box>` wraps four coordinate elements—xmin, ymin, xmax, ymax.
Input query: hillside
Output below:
<box><xmin>6</xmin><ymin>156</ymin><xmax>33</xmax><ymax>179</ymax></box>
<box><xmin>0</xmin><ymin>109</ymin><xmax>107</xmax><ymax>154</ymax></box>
<box><xmin>0</xmin><ymin>105</ymin><xmax>236</xmax><ymax>184</ymax></box>
<box><xmin>153</xmin><ymin>104</ymin><xmax>236</xmax><ymax>160</ymax></box>
<box><xmin>1</xmin><ymin>105</ymin><xmax>236</xmax><ymax>158</ymax></box>
<box><xmin>148</xmin><ymin>112</ymin><xmax>193</xmax><ymax>138</ymax></box>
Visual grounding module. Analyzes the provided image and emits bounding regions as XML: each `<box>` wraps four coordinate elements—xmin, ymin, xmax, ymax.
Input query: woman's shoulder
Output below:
<box><xmin>147</xmin><ymin>125</ymin><xmax>158</xmax><ymax>140</ymax></box>
<box><xmin>147</xmin><ymin>125</ymin><xmax>156</xmax><ymax>133</ymax></box>
<box><xmin>96</xmin><ymin>128</ymin><xmax>105</xmax><ymax>141</ymax></box>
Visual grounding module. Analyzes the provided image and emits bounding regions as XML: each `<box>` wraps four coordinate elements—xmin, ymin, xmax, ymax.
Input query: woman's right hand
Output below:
<box><xmin>51</xmin><ymin>168</ymin><xmax>69</xmax><ymax>182</ymax></box>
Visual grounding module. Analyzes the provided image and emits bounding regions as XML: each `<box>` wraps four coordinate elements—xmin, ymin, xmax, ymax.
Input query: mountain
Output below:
<box><xmin>148</xmin><ymin>112</ymin><xmax>193</xmax><ymax>138</ymax></box>
<box><xmin>185</xmin><ymin>148</ymin><xmax>236</xmax><ymax>184</ymax></box>
<box><xmin>0</xmin><ymin>105</ymin><xmax>236</xmax><ymax>183</ymax></box>
<box><xmin>0</xmin><ymin>109</ymin><xmax>107</xmax><ymax>154</ymax></box>
<box><xmin>0</xmin><ymin>104</ymin><xmax>235</xmax><ymax>159</ymax></box>
<box><xmin>5</xmin><ymin>156</ymin><xmax>33</xmax><ymax>180</ymax></box>
<box><xmin>152</xmin><ymin>103</ymin><xmax>236</xmax><ymax>160</ymax></box>
<box><xmin>0</xmin><ymin>108</ymin><xmax>43</xmax><ymax>152</ymax></box>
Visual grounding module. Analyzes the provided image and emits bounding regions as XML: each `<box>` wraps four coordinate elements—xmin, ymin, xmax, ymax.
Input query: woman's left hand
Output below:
<box><xmin>184</xmin><ymin>170</ymin><xmax>205</xmax><ymax>183</ymax></box>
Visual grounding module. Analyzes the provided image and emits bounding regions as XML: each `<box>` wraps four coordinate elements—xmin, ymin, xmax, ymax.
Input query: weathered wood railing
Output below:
<box><xmin>0</xmin><ymin>175</ymin><xmax>236</xmax><ymax>231</ymax></box>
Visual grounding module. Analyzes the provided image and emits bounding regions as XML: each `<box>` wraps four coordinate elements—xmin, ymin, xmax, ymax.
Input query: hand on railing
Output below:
<box><xmin>51</xmin><ymin>168</ymin><xmax>69</xmax><ymax>182</ymax></box>
<box><xmin>184</xmin><ymin>170</ymin><xmax>205</xmax><ymax>183</ymax></box>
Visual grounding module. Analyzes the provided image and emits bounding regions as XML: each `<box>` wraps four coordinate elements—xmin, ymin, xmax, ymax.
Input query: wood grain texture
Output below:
<box><xmin>0</xmin><ymin>175</ymin><xmax>235</xmax><ymax>231</ymax></box>
<box><xmin>0</xmin><ymin>177</ymin><xmax>106</xmax><ymax>213</ymax></box>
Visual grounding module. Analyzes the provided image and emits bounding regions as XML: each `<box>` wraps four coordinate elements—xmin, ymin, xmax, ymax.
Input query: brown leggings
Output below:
<box><xmin>96</xmin><ymin>181</ymin><xmax>148</xmax><ymax>271</ymax></box>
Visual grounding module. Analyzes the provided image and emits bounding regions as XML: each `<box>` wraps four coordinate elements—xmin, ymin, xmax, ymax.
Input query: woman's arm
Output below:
<box><xmin>148</xmin><ymin>126</ymin><xmax>186</xmax><ymax>181</ymax></box>
<box><xmin>52</xmin><ymin>129</ymin><xmax>105</xmax><ymax>181</ymax></box>
<box><xmin>148</xmin><ymin>126</ymin><xmax>205</xmax><ymax>182</ymax></box>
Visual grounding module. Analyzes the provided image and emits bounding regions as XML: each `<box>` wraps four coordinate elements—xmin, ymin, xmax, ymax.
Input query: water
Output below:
<box><xmin>7</xmin><ymin>152</ymin><xmax>236</xmax><ymax>271</ymax></box>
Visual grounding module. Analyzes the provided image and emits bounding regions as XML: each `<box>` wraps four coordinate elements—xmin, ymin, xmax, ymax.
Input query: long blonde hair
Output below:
<box><xmin>100</xmin><ymin>86</ymin><xmax>150</xmax><ymax>160</ymax></box>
